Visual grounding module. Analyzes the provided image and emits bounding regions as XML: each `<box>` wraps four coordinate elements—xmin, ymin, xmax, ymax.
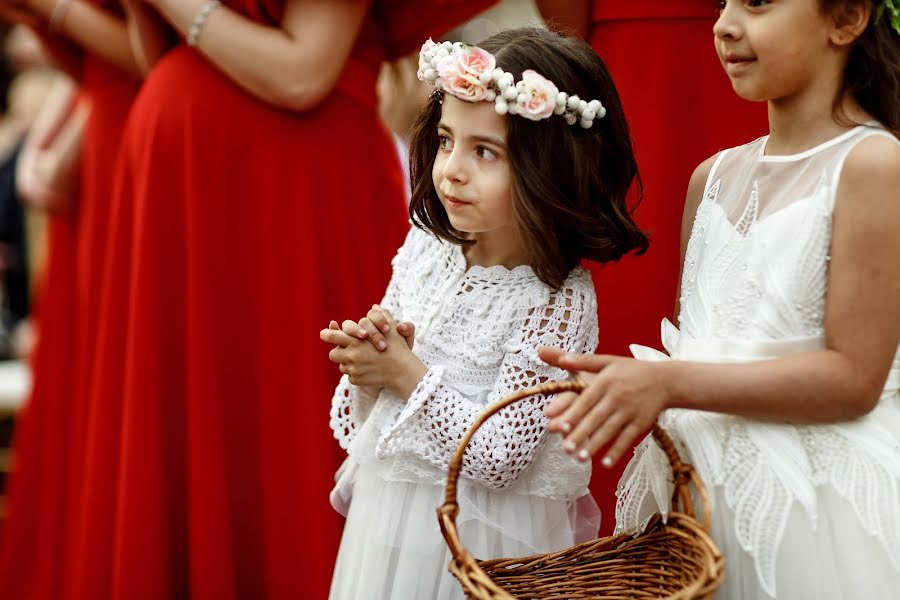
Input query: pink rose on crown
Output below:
<box><xmin>515</xmin><ymin>70</ymin><xmax>559</xmax><ymax>121</ymax></box>
<box><xmin>436</xmin><ymin>45</ymin><xmax>496</xmax><ymax>102</ymax></box>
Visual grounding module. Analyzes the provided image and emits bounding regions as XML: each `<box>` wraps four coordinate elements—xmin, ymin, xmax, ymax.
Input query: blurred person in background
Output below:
<box><xmin>0</xmin><ymin>3</ymin><xmax>143</xmax><ymax>600</ymax></box>
<box><xmin>535</xmin><ymin>0</ymin><xmax>768</xmax><ymax>536</ymax></box>
<box><xmin>75</xmin><ymin>1</ymin><xmax>497</xmax><ymax>598</ymax></box>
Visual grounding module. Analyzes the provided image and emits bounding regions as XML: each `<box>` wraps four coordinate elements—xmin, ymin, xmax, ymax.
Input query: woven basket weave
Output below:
<box><xmin>437</xmin><ymin>379</ymin><xmax>724</xmax><ymax>599</ymax></box>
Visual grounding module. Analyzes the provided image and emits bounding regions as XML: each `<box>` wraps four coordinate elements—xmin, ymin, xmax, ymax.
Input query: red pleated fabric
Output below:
<box><xmin>0</xmin><ymin>3</ymin><xmax>141</xmax><ymax>596</ymax></box>
<box><xmin>80</xmin><ymin>2</ymin><xmax>496</xmax><ymax>599</ymax></box>
<box><xmin>586</xmin><ymin>0</ymin><xmax>769</xmax><ymax>536</ymax></box>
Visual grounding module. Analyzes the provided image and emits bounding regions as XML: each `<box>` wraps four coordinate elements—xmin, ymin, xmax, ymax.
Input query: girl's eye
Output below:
<box><xmin>438</xmin><ymin>135</ymin><xmax>453</xmax><ymax>150</ymax></box>
<box><xmin>476</xmin><ymin>146</ymin><xmax>497</xmax><ymax>160</ymax></box>
<box><xmin>747</xmin><ymin>0</ymin><xmax>768</xmax><ymax>6</ymax></box>
<box><xmin>716</xmin><ymin>0</ymin><xmax>726</xmax><ymax>10</ymax></box>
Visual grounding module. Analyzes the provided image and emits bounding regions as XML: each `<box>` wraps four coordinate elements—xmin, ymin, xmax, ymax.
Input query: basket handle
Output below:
<box><xmin>437</xmin><ymin>379</ymin><xmax>711</xmax><ymax>560</ymax></box>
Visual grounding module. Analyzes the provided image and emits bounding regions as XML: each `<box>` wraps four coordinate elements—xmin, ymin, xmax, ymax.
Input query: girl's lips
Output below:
<box><xmin>724</xmin><ymin>55</ymin><xmax>756</xmax><ymax>74</ymax></box>
<box><xmin>446</xmin><ymin>195</ymin><xmax>472</xmax><ymax>208</ymax></box>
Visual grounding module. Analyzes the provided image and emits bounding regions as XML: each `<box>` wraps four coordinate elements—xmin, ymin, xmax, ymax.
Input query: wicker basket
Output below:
<box><xmin>437</xmin><ymin>379</ymin><xmax>724</xmax><ymax>599</ymax></box>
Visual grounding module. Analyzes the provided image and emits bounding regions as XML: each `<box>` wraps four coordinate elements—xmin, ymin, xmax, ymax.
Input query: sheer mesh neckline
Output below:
<box><xmin>758</xmin><ymin>124</ymin><xmax>879</xmax><ymax>162</ymax></box>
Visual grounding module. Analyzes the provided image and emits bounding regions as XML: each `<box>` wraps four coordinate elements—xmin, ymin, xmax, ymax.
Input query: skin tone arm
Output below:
<box><xmin>133</xmin><ymin>0</ymin><xmax>370</xmax><ymax>111</ymax></box>
<box><xmin>540</xmin><ymin>136</ymin><xmax>900</xmax><ymax>467</ymax></box>
<box><xmin>5</xmin><ymin>0</ymin><xmax>141</xmax><ymax>77</ymax></box>
<box><xmin>534</xmin><ymin>0</ymin><xmax>591</xmax><ymax>38</ymax></box>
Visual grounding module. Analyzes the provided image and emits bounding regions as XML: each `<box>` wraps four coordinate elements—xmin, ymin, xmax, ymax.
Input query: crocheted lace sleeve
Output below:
<box><xmin>376</xmin><ymin>274</ymin><xmax>598</xmax><ymax>489</ymax></box>
<box><xmin>328</xmin><ymin>226</ymin><xmax>413</xmax><ymax>450</ymax></box>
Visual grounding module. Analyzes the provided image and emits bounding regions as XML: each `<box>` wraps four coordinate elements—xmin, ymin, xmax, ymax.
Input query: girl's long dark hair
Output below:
<box><xmin>408</xmin><ymin>27</ymin><xmax>649</xmax><ymax>290</ymax></box>
<box><xmin>825</xmin><ymin>0</ymin><xmax>900</xmax><ymax>135</ymax></box>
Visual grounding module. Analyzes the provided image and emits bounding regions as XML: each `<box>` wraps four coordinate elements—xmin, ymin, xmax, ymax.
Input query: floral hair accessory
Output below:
<box><xmin>876</xmin><ymin>0</ymin><xmax>900</xmax><ymax>36</ymax></box>
<box><xmin>418</xmin><ymin>39</ymin><xmax>607</xmax><ymax>129</ymax></box>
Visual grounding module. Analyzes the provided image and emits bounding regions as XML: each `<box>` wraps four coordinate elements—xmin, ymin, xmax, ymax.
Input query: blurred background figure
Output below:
<box><xmin>72</xmin><ymin>1</ymin><xmax>498</xmax><ymax>598</ymax></box>
<box><xmin>0</xmin><ymin>3</ymin><xmax>143</xmax><ymax>600</ymax></box>
<box><xmin>535</xmin><ymin>0</ymin><xmax>768</xmax><ymax>536</ymax></box>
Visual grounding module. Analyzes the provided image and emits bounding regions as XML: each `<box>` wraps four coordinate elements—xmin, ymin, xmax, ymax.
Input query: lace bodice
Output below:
<box><xmin>330</xmin><ymin>226</ymin><xmax>598</xmax><ymax>498</ymax></box>
<box><xmin>618</xmin><ymin>126</ymin><xmax>900</xmax><ymax>597</ymax></box>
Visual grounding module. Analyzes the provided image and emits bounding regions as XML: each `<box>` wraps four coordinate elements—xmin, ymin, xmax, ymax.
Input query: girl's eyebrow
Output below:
<box><xmin>438</xmin><ymin>122</ymin><xmax>507</xmax><ymax>149</ymax></box>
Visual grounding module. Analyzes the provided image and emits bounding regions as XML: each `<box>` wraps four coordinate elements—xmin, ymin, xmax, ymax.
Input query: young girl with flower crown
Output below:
<box><xmin>319</xmin><ymin>26</ymin><xmax>648</xmax><ymax>600</ymax></box>
<box><xmin>541</xmin><ymin>1</ymin><xmax>900</xmax><ymax>598</ymax></box>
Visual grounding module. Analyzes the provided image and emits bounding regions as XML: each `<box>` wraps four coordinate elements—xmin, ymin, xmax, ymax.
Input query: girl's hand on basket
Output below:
<box><xmin>538</xmin><ymin>347</ymin><xmax>671</xmax><ymax>468</ymax></box>
<box><xmin>320</xmin><ymin>315</ymin><xmax>427</xmax><ymax>399</ymax></box>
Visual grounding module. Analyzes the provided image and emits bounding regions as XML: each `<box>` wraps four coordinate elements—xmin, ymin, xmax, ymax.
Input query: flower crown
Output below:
<box><xmin>417</xmin><ymin>39</ymin><xmax>607</xmax><ymax>128</ymax></box>
<box><xmin>877</xmin><ymin>0</ymin><xmax>900</xmax><ymax>36</ymax></box>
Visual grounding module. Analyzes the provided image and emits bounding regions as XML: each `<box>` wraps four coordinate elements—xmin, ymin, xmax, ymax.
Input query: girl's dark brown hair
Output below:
<box><xmin>824</xmin><ymin>0</ymin><xmax>900</xmax><ymax>135</ymax></box>
<box><xmin>408</xmin><ymin>27</ymin><xmax>649</xmax><ymax>290</ymax></box>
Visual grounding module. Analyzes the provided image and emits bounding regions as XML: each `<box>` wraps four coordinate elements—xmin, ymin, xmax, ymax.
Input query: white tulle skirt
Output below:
<box><xmin>328</xmin><ymin>458</ymin><xmax>600</xmax><ymax>600</ymax></box>
<box><xmin>708</xmin><ymin>483</ymin><xmax>899</xmax><ymax>599</ymax></box>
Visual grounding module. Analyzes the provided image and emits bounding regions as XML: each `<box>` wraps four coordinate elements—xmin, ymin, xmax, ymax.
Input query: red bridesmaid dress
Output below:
<box><xmin>85</xmin><ymin>2</ymin><xmax>496</xmax><ymax>599</ymax></box>
<box><xmin>0</xmin><ymin>2</ymin><xmax>141</xmax><ymax>598</ymax></box>
<box><xmin>587</xmin><ymin>0</ymin><xmax>769</xmax><ymax>535</ymax></box>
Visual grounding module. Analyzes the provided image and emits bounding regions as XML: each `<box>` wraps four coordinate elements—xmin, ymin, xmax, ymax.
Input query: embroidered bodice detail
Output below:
<box><xmin>330</xmin><ymin>226</ymin><xmax>598</xmax><ymax>497</ymax></box>
<box><xmin>616</xmin><ymin>127</ymin><xmax>900</xmax><ymax>597</ymax></box>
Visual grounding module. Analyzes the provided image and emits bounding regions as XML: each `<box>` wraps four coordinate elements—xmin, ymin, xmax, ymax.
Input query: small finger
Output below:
<box><xmin>576</xmin><ymin>413</ymin><xmax>627</xmax><ymax>463</ymax></box>
<box><xmin>545</xmin><ymin>391</ymin><xmax>576</xmax><ymax>421</ymax></box>
<box><xmin>359</xmin><ymin>317</ymin><xmax>387</xmax><ymax>351</ymax></box>
<box><xmin>538</xmin><ymin>345</ymin><xmax>566</xmax><ymax>366</ymax></box>
<box><xmin>556</xmin><ymin>381</ymin><xmax>608</xmax><ymax>444</ymax></box>
<box><xmin>600</xmin><ymin>424</ymin><xmax>643</xmax><ymax>468</ymax></box>
<box><xmin>563</xmin><ymin>396</ymin><xmax>612</xmax><ymax>456</ymax></box>
<box><xmin>558</xmin><ymin>353</ymin><xmax>618</xmax><ymax>372</ymax></box>
<box><xmin>368</xmin><ymin>306</ymin><xmax>391</xmax><ymax>334</ymax></box>
<box><xmin>329</xmin><ymin>320</ymin><xmax>340</xmax><ymax>330</ymax></box>
<box><xmin>329</xmin><ymin>347</ymin><xmax>348</xmax><ymax>364</ymax></box>
<box><xmin>341</xmin><ymin>319</ymin><xmax>368</xmax><ymax>339</ymax></box>
<box><xmin>320</xmin><ymin>329</ymin><xmax>355</xmax><ymax>346</ymax></box>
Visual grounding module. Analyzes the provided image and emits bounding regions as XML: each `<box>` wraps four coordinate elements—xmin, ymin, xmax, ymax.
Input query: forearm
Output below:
<box><xmin>33</xmin><ymin>0</ymin><xmax>141</xmax><ymax>77</ymax></box>
<box><xmin>122</xmin><ymin>0</ymin><xmax>173</xmax><ymax>74</ymax></box>
<box><xmin>149</xmin><ymin>0</ymin><xmax>368</xmax><ymax>111</ymax></box>
<box><xmin>663</xmin><ymin>349</ymin><xmax>891</xmax><ymax>423</ymax></box>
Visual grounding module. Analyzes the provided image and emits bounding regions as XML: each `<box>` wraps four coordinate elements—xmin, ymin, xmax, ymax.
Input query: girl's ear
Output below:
<box><xmin>829</xmin><ymin>1</ymin><xmax>871</xmax><ymax>47</ymax></box>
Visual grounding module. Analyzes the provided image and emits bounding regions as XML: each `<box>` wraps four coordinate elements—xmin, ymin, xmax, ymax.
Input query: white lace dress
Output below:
<box><xmin>328</xmin><ymin>227</ymin><xmax>601</xmax><ymax>600</ymax></box>
<box><xmin>618</xmin><ymin>125</ymin><xmax>900</xmax><ymax>599</ymax></box>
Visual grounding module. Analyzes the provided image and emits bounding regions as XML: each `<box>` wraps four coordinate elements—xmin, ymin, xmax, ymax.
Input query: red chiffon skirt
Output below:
<box><xmin>587</xmin><ymin>4</ymin><xmax>768</xmax><ymax>535</ymax></box>
<box><xmin>0</xmin><ymin>55</ymin><xmax>139</xmax><ymax>599</ymax></box>
<box><xmin>90</xmin><ymin>47</ymin><xmax>408</xmax><ymax>599</ymax></box>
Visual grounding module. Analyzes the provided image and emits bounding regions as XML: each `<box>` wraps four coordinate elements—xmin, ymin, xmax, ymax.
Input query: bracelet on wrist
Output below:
<box><xmin>187</xmin><ymin>0</ymin><xmax>222</xmax><ymax>47</ymax></box>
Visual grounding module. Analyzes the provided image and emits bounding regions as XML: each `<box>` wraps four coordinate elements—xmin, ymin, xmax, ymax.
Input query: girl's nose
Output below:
<box><xmin>442</xmin><ymin>147</ymin><xmax>467</xmax><ymax>184</ymax></box>
<box><xmin>713</xmin><ymin>2</ymin><xmax>742</xmax><ymax>42</ymax></box>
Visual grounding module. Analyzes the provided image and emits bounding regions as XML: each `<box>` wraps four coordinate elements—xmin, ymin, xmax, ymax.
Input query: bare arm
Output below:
<box><xmin>664</xmin><ymin>136</ymin><xmax>900</xmax><ymax>420</ymax></box>
<box><xmin>122</xmin><ymin>0</ymin><xmax>173</xmax><ymax>74</ymax></box>
<box><xmin>144</xmin><ymin>0</ymin><xmax>370</xmax><ymax>111</ymax></box>
<box><xmin>543</xmin><ymin>136</ymin><xmax>900</xmax><ymax>465</ymax></box>
<box><xmin>29</xmin><ymin>0</ymin><xmax>142</xmax><ymax>77</ymax></box>
<box><xmin>535</xmin><ymin>0</ymin><xmax>591</xmax><ymax>38</ymax></box>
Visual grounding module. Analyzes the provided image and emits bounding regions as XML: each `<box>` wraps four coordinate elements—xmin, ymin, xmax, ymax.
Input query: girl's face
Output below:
<box><xmin>432</xmin><ymin>96</ymin><xmax>518</xmax><ymax>249</ymax></box>
<box><xmin>714</xmin><ymin>0</ymin><xmax>838</xmax><ymax>103</ymax></box>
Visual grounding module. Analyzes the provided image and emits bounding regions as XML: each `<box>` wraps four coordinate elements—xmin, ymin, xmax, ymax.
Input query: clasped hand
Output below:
<box><xmin>320</xmin><ymin>305</ymin><xmax>426</xmax><ymax>399</ymax></box>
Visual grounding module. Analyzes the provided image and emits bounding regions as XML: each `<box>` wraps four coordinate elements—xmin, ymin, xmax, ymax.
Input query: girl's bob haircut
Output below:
<box><xmin>408</xmin><ymin>27</ymin><xmax>649</xmax><ymax>289</ymax></box>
